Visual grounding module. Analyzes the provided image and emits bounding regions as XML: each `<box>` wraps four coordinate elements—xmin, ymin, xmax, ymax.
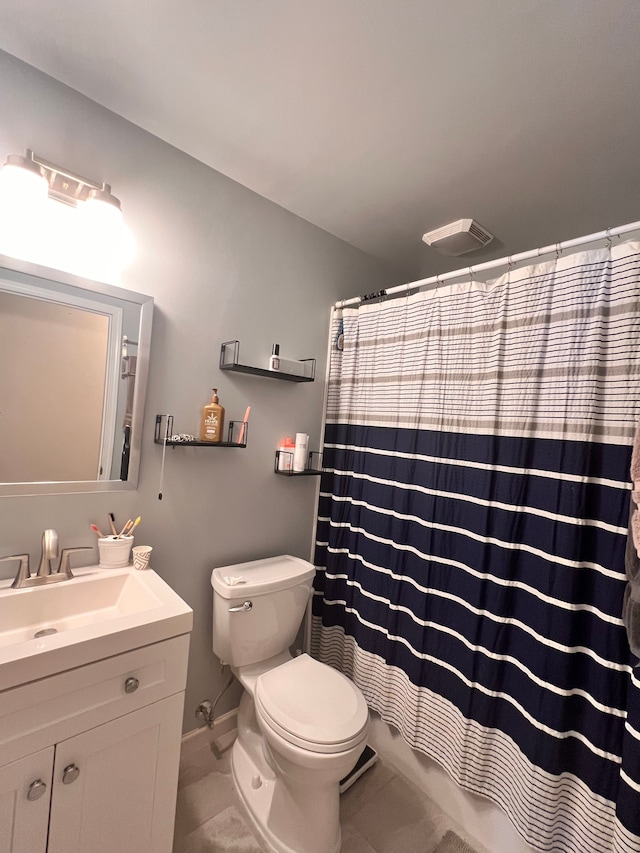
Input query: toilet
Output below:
<box><xmin>211</xmin><ymin>555</ymin><xmax>369</xmax><ymax>853</ymax></box>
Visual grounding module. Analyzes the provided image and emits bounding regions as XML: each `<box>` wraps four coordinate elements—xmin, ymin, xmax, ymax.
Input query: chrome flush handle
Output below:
<box><xmin>228</xmin><ymin>600</ymin><xmax>253</xmax><ymax>613</ymax></box>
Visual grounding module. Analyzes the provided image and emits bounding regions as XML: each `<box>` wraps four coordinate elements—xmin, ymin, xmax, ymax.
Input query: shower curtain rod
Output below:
<box><xmin>336</xmin><ymin>219</ymin><xmax>640</xmax><ymax>309</ymax></box>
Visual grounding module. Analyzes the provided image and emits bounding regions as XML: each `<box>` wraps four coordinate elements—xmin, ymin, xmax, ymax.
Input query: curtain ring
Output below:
<box><xmin>435</xmin><ymin>274</ymin><xmax>441</xmax><ymax>294</ymax></box>
<box><xmin>506</xmin><ymin>256</ymin><xmax>514</xmax><ymax>283</ymax></box>
<box><xmin>605</xmin><ymin>227</ymin><xmax>612</xmax><ymax>250</ymax></box>
<box><xmin>469</xmin><ymin>266</ymin><xmax>475</xmax><ymax>282</ymax></box>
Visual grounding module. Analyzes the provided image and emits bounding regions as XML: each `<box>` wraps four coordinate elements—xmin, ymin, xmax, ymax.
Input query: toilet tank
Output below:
<box><xmin>211</xmin><ymin>555</ymin><xmax>315</xmax><ymax>666</ymax></box>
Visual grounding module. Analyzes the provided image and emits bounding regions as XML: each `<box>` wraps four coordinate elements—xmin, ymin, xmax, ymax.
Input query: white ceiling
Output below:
<box><xmin>0</xmin><ymin>0</ymin><xmax>638</xmax><ymax>280</ymax></box>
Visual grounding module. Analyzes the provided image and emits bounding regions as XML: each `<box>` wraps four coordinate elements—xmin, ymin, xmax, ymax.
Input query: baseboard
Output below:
<box><xmin>180</xmin><ymin>706</ymin><xmax>238</xmax><ymax>759</ymax></box>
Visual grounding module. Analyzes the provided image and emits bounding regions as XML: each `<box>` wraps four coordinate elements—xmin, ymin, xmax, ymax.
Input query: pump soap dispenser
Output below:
<box><xmin>200</xmin><ymin>388</ymin><xmax>225</xmax><ymax>443</ymax></box>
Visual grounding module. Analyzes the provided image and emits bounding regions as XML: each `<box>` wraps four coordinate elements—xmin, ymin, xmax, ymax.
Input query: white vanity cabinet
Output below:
<box><xmin>0</xmin><ymin>632</ymin><xmax>190</xmax><ymax>853</ymax></box>
<box><xmin>0</xmin><ymin>748</ymin><xmax>53</xmax><ymax>853</ymax></box>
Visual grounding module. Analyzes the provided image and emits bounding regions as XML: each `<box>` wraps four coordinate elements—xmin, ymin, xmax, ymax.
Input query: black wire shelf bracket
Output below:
<box><xmin>154</xmin><ymin>414</ymin><xmax>248</xmax><ymax>447</ymax></box>
<box><xmin>274</xmin><ymin>450</ymin><xmax>322</xmax><ymax>476</ymax></box>
<box><xmin>219</xmin><ymin>340</ymin><xmax>315</xmax><ymax>382</ymax></box>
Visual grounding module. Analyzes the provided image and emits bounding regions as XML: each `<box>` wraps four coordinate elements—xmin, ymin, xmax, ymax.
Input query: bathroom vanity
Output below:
<box><xmin>0</xmin><ymin>566</ymin><xmax>192</xmax><ymax>853</ymax></box>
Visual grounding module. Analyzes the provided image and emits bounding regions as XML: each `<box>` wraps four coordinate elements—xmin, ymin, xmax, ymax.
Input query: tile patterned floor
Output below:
<box><xmin>173</xmin><ymin>739</ymin><xmax>484</xmax><ymax>853</ymax></box>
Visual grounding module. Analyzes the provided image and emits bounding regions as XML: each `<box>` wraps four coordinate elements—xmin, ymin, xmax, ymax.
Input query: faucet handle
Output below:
<box><xmin>0</xmin><ymin>554</ymin><xmax>31</xmax><ymax>588</ymax></box>
<box><xmin>58</xmin><ymin>547</ymin><xmax>93</xmax><ymax>579</ymax></box>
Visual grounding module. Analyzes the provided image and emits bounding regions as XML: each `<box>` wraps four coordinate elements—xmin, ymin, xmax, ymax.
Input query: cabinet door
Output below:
<box><xmin>0</xmin><ymin>747</ymin><xmax>54</xmax><ymax>853</ymax></box>
<box><xmin>48</xmin><ymin>692</ymin><xmax>184</xmax><ymax>853</ymax></box>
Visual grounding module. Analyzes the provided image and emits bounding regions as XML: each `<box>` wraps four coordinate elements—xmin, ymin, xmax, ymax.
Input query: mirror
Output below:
<box><xmin>0</xmin><ymin>253</ymin><xmax>153</xmax><ymax>496</ymax></box>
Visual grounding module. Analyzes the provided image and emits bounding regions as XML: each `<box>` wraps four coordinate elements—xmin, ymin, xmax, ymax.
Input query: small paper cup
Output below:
<box><xmin>132</xmin><ymin>545</ymin><xmax>152</xmax><ymax>570</ymax></box>
<box><xmin>97</xmin><ymin>535</ymin><xmax>134</xmax><ymax>568</ymax></box>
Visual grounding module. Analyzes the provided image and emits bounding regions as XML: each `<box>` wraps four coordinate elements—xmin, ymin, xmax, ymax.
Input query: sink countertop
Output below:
<box><xmin>0</xmin><ymin>566</ymin><xmax>193</xmax><ymax>692</ymax></box>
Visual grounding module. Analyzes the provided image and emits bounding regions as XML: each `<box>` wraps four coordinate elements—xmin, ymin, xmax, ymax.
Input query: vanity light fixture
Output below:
<box><xmin>0</xmin><ymin>148</ymin><xmax>134</xmax><ymax>281</ymax></box>
<box><xmin>1</xmin><ymin>149</ymin><xmax>121</xmax><ymax>211</ymax></box>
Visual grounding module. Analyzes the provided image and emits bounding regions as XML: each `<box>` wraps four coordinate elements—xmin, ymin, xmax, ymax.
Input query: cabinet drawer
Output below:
<box><xmin>0</xmin><ymin>633</ymin><xmax>189</xmax><ymax>767</ymax></box>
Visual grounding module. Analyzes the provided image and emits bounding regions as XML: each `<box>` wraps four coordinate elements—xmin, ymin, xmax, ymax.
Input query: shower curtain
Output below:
<box><xmin>311</xmin><ymin>241</ymin><xmax>640</xmax><ymax>853</ymax></box>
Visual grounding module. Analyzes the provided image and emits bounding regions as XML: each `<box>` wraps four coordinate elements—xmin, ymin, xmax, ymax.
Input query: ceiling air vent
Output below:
<box><xmin>422</xmin><ymin>219</ymin><xmax>494</xmax><ymax>256</ymax></box>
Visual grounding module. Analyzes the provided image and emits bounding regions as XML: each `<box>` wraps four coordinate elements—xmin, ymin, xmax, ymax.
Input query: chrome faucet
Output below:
<box><xmin>0</xmin><ymin>529</ymin><xmax>92</xmax><ymax>589</ymax></box>
<box><xmin>37</xmin><ymin>528</ymin><xmax>58</xmax><ymax>577</ymax></box>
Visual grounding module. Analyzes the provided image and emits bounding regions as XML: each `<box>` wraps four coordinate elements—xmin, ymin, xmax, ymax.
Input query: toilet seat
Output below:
<box><xmin>255</xmin><ymin>654</ymin><xmax>369</xmax><ymax>754</ymax></box>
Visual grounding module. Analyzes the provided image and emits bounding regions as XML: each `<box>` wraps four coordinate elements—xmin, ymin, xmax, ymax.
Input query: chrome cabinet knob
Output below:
<box><xmin>62</xmin><ymin>764</ymin><xmax>80</xmax><ymax>785</ymax></box>
<box><xmin>27</xmin><ymin>779</ymin><xmax>47</xmax><ymax>801</ymax></box>
<box><xmin>124</xmin><ymin>676</ymin><xmax>139</xmax><ymax>693</ymax></box>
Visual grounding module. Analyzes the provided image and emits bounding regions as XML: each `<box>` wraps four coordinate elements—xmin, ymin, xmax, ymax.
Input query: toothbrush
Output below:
<box><xmin>127</xmin><ymin>516</ymin><xmax>142</xmax><ymax>537</ymax></box>
<box><xmin>238</xmin><ymin>406</ymin><xmax>251</xmax><ymax>444</ymax></box>
<box><xmin>90</xmin><ymin>523</ymin><xmax>105</xmax><ymax>537</ymax></box>
<box><xmin>117</xmin><ymin>519</ymin><xmax>132</xmax><ymax>538</ymax></box>
<box><xmin>108</xmin><ymin>512</ymin><xmax>117</xmax><ymax>536</ymax></box>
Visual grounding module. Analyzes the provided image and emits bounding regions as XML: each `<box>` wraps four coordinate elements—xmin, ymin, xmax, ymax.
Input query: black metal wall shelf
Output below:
<box><xmin>220</xmin><ymin>340</ymin><xmax>315</xmax><ymax>382</ymax></box>
<box><xmin>275</xmin><ymin>469</ymin><xmax>322</xmax><ymax>477</ymax></box>
<box><xmin>155</xmin><ymin>414</ymin><xmax>247</xmax><ymax>448</ymax></box>
<box><xmin>274</xmin><ymin>450</ymin><xmax>322</xmax><ymax>476</ymax></box>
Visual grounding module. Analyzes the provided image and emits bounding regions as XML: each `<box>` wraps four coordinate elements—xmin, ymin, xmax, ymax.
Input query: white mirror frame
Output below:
<box><xmin>0</xmin><ymin>253</ymin><xmax>153</xmax><ymax>496</ymax></box>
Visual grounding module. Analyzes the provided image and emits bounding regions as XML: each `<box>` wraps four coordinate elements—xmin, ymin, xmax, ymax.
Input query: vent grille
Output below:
<box><xmin>422</xmin><ymin>219</ymin><xmax>494</xmax><ymax>256</ymax></box>
<box><xmin>469</xmin><ymin>220</ymin><xmax>492</xmax><ymax>245</ymax></box>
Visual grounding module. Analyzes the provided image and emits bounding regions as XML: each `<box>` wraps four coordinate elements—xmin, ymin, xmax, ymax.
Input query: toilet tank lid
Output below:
<box><xmin>211</xmin><ymin>554</ymin><xmax>315</xmax><ymax>598</ymax></box>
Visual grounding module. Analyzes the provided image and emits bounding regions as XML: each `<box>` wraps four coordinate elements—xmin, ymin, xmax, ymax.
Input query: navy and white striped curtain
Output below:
<box><xmin>311</xmin><ymin>241</ymin><xmax>640</xmax><ymax>853</ymax></box>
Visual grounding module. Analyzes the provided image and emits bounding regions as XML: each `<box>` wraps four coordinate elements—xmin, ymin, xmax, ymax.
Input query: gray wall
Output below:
<box><xmin>0</xmin><ymin>50</ymin><xmax>395</xmax><ymax>730</ymax></box>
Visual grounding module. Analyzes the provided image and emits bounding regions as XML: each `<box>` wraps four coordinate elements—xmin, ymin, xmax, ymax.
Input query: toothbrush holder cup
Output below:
<box><xmin>97</xmin><ymin>535</ymin><xmax>134</xmax><ymax>568</ymax></box>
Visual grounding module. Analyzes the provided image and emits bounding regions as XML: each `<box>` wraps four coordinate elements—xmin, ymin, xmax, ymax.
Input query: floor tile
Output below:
<box><xmin>340</xmin><ymin>821</ymin><xmax>378</xmax><ymax>853</ymax></box>
<box><xmin>179</xmin><ymin>742</ymin><xmax>231</xmax><ymax>787</ymax></box>
<box><xmin>434</xmin><ymin>830</ymin><xmax>482</xmax><ymax>853</ymax></box>
<box><xmin>348</xmin><ymin>774</ymin><xmax>453</xmax><ymax>853</ymax></box>
<box><xmin>174</xmin><ymin>743</ymin><xmax>483</xmax><ymax>853</ymax></box>
<box><xmin>340</xmin><ymin>757</ymin><xmax>396</xmax><ymax>822</ymax></box>
<box><xmin>176</xmin><ymin>804</ymin><xmax>266</xmax><ymax>853</ymax></box>
<box><xmin>174</xmin><ymin>752</ymin><xmax>237</xmax><ymax>842</ymax></box>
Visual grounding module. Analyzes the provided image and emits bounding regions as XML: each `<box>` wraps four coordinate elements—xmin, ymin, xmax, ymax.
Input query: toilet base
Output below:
<box><xmin>231</xmin><ymin>737</ymin><xmax>341</xmax><ymax>853</ymax></box>
<box><xmin>230</xmin><ymin>693</ymin><xmax>342</xmax><ymax>853</ymax></box>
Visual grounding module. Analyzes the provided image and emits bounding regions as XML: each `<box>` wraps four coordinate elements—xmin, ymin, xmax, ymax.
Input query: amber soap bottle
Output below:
<box><xmin>200</xmin><ymin>388</ymin><xmax>225</xmax><ymax>442</ymax></box>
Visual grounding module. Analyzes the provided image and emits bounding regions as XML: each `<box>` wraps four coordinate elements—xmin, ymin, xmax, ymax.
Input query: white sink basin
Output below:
<box><xmin>0</xmin><ymin>566</ymin><xmax>192</xmax><ymax>691</ymax></box>
<box><xmin>0</xmin><ymin>570</ymin><xmax>163</xmax><ymax>648</ymax></box>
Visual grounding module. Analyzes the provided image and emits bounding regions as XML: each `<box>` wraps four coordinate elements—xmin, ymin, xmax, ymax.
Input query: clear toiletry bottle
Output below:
<box><xmin>200</xmin><ymin>388</ymin><xmax>225</xmax><ymax>443</ymax></box>
<box><xmin>277</xmin><ymin>437</ymin><xmax>296</xmax><ymax>471</ymax></box>
<box><xmin>269</xmin><ymin>344</ymin><xmax>280</xmax><ymax>371</ymax></box>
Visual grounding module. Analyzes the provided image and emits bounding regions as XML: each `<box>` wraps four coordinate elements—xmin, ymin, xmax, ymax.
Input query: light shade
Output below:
<box><xmin>85</xmin><ymin>184</ymin><xmax>122</xmax><ymax>213</ymax></box>
<box><xmin>77</xmin><ymin>187</ymin><xmax>135</xmax><ymax>281</ymax></box>
<box><xmin>0</xmin><ymin>154</ymin><xmax>48</xmax><ymax>213</ymax></box>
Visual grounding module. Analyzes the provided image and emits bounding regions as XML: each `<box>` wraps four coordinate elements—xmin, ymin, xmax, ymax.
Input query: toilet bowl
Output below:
<box><xmin>235</xmin><ymin>654</ymin><xmax>368</xmax><ymax>853</ymax></box>
<box><xmin>211</xmin><ymin>556</ymin><xmax>370</xmax><ymax>853</ymax></box>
